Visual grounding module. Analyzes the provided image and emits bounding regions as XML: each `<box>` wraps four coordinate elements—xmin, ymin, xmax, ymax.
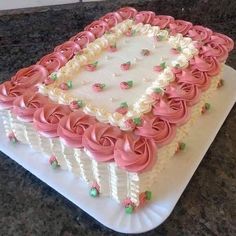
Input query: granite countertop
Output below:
<box><xmin>0</xmin><ymin>0</ymin><xmax>235</xmax><ymax>235</ymax></box>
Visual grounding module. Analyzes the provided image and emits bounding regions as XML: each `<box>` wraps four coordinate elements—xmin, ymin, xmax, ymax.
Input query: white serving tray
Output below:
<box><xmin>0</xmin><ymin>65</ymin><xmax>236</xmax><ymax>234</ymax></box>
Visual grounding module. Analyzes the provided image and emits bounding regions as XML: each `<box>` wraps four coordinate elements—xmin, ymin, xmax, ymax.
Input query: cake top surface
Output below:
<box><xmin>62</xmin><ymin>34</ymin><xmax>177</xmax><ymax>113</ymax></box>
<box><xmin>39</xmin><ymin>19</ymin><xmax>199</xmax><ymax>130</ymax></box>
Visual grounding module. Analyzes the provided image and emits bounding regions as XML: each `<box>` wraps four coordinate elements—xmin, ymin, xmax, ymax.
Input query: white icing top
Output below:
<box><xmin>39</xmin><ymin>19</ymin><xmax>198</xmax><ymax>130</ymax></box>
<box><xmin>69</xmin><ymin>35</ymin><xmax>177</xmax><ymax>112</ymax></box>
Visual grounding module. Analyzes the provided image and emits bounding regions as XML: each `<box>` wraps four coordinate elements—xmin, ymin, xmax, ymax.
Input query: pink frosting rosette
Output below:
<box><xmin>165</xmin><ymin>82</ymin><xmax>200</xmax><ymax>106</ymax></box>
<box><xmin>11</xmin><ymin>65</ymin><xmax>48</xmax><ymax>88</ymax></box>
<box><xmin>190</xmin><ymin>54</ymin><xmax>220</xmax><ymax>76</ymax></box>
<box><xmin>135</xmin><ymin>114</ymin><xmax>176</xmax><ymax>147</ymax></box>
<box><xmin>169</xmin><ymin>20</ymin><xmax>193</xmax><ymax>35</ymax></box>
<box><xmin>152</xmin><ymin>97</ymin><xmax>189</xmax><ymax>125</ymax></box>
<box><xmin>100</xmin><ymin>12</ymin><xmax>123</xmax><ymax>28</ymax></box>
<box><xmin>33</xmin><ymin>103</ymin><xmax>72</xmax><ymax>138</ymax></box>
<box><xmin>70</xmin><ymin>31</ymin><xmax>96</xmax><ymax>49</ymax></box>
<box><xmin>210</xmin><ymin>32</ymin><xmax>234</xmax><ymax>52</ymax></box>
<box><xmin>54</xmin><ymin>41</ymin><xmax>81</xmax><ymax>60</ymax></box>
<box><xmin>57</xmin><ymin>110</ymin><xmax>97</xmax><ymax>148</ymax></box>
<box><xmin>84</xmin><ymin>20</ymin><xmax>109</xmax><ymax>38</ymax></box>
<box><xmin>187</xmin><ymin>25</ymin><xmax>212</xmax><ymax>43</ymax></box>
<box><xmin>134</xmin><ymin>11</ymin><xmax>155</xmax><ymax>24</ymax></box>
<box><xmin>176</xmin><ymin>68</ymin><xmax>211</xmax><ymax>91</ymax></box>
<box><xmin>117</xmin><ymin>7</ymin><xmax>137</xmax><ymax>19</ymax></box>
<box><xmin>114</xmin><ymin>133</ymin><xmax>157</xmax><ymax>173</ymax></box>
<box><xmin>37</xmin><ymin>52</ymin><xmax>67</xmax><ymax>74</ymax></box>
<box><xmin>0</xmin><ymin>81</ymin><xmax>25</xmax><ymax>109</ymax></box>
<box><xmin>199</xmin><ymin>42</ymin><xmax>228</xmax><ymax>63</ymax></box>
<box><xmin>82</xmin><ymin>123</ymin><xmax>122</xmax><ymax>162</ymax></box>
<box><xmin>12</xmin><ymin>92</ymin><xmax>49</xmax><ymax>122</ymax></box>
<box><xmin>152</xmin><ymin>15</ymin><xmax>174</xmax><ymax>29</ymax></box>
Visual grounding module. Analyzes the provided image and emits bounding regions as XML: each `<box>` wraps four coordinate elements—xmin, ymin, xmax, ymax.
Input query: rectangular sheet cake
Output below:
<box><xmin>0</xmin><ymin>7</ymin><xmax>233</xmax><ymax>213</ymax></box>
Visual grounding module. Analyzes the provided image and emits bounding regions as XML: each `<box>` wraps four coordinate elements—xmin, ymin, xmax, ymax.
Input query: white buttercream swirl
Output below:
<box><xmin>156</xmin><ymin>29</ymin><xmax>169</xmax><ymax>40</ymax></box>
<box><xmin>172</xmin><ymin>54</ymin><xmax>189</xmax><ymax>68</ymax></box>
<box><xmin>37</xmin><ymin>84</ymin><xmax>48</xmax><ymax>96</ymax></box>
<box><xmin>108</xmin><ymin>112</ymin><xmax>123</xmax><ymax>126</ymax></box>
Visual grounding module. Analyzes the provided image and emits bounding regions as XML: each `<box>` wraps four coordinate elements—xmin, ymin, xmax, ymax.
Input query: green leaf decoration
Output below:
<box><xmin>154</xmin><ymin>88</ymin><xmax>162</xmax><ymax>94</ymax></box>
<box><xmin>160</xmin><ymin>62</ymin><xmax>166</xmax><ymax>69</ymax></box>
<box><xmin>127</xmin><ymin>81</ymin><xmax>133</xmax><ymax>87</ymax></box>
<box><xmin>156</xmin><ymin>35</ymin><xmax>164</xmax><ymax>41</ymax></box>
<box><xmin>67</xmin><ymin>80</ymin><xmax>73</xmax><ymax>89</ymax></box>
<box><xmin>145</xmin><ymin>191</ymin><xmax>152</xmax><ymax>200</ymax></box>
<box><xmin>93</xmin><ymin>61</ymin><xmax>98</xmax><ymax>67</ymax></box>
<box><xmin>125</xmin><ymin>205</ymin><xmax>134</xmax><ymax>214</ymax></box>
<box><xmin>131</xmin><ymin>30</ymin><xmax>136</xmax><ymax>36</ymax></box>
<box><xmin>120</xmin><ymin>102</ymin><xmax>128</xmax><ymax>108</ymax></box>
<box><xmin>51</xmin><ymin>161</ymin><xmax>60</xmax><ymax>169</ymax></box>
<box><xmin>89</xmin><ymin>188</ymin><xmax>99</xmax><ymax>197</ymax></box>
<box><xmin>177</xmin><ymin>46</ymin><xmax>182</xmax><ymax>52</ymax></box>
<box><xmin>50</xmin><ymin>73</ymin><xmax>57</xmax><ymax>81</ymax></box>
<box><xmin>205</xmin><ymin>103</ymin><xmax>211</xmax><ymax>110</ymax></box>
<box><xmin>77</xmin><ymin>100</ymin><xmax>84</xmax><ymax>108</ymax></box>
<box><xmin>11</xmin><ymin>137</ymin><xmax>17</xmax><ymax>144</ymax></box>
<box><xmin>175</xmin><ymin>63</ymin><xmax>180</xmax><ymax>68</ymax></box>
<box><xmin>179</xmin><ymin>142</ymin><xmax>186</xmax><ymax>150</ymax></box>
<box><xmin>101</xmin><ymin>83</ymin><xmax>106</xmax><ymax>89</ymax></box>
<box><xmin>133</xmin><ymin>117</ymin><xmax>141</xmax><ymax>126</ymax></box>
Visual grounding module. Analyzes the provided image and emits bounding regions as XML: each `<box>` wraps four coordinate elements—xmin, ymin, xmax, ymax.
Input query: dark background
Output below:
<box><xmin>0</xmin><ymin>0</ymin><xmax>235</xmax><ymax>235</ymax></box>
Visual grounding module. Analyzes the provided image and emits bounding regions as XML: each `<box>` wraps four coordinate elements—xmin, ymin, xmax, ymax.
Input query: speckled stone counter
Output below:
<box><xmin>0</xmin><ymin>1</ymin><xmax>235</xmax><ymax>235</ymax></box>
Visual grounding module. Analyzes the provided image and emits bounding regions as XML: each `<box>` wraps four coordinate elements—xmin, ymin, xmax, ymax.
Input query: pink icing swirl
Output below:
<box><xmin>70</xmin><ymin>31</ymin><xmax>96</xmax><ymax>49</ymax></box>
<box><xmin>33</xmin><ymin>103</ymin><xmax>71</xmax><ymax>137</ymax></box>
<box><xmin>199</xmin><ymin>42</ymin><xmax>228</xmax><ymax>62</ymax></box>
<box><xmin>100</xmin><ymin>12</ymin><xmax>123</xmax><ymax>28</ymax></box>
<box><xmin>54</xmin><ymin>41</ymin><xmax>81</xmax><ymax>60</ymax></box>
<box><xmin>190</xmin><ymin>55</ymin><xmax>220</xmax><ymax>76</ymax></box>
<box><xmin>176</xmin><ymin>68</ymin><xmax>211</xmax><ymax>91</ymax></box>
<box><xmin>0</xmin><ymin>81</ymin><xmax>25</xmax><ymax>109</ymax></box>
<box><xmin>134</xmin><ymin>11</ymin><xmax>155</xmax><ymax>24</ymax></box>
<box><xmin>117</xmin><ymin>7</ymin><xmax>137</xmax><ymax>19</ymax></box>
<box><xmin>135</xmin><ymin>114</ymin><xmax>176</xmax><ymax>147</ymax></box>
<box><xmin>114</xmin><ymin>133</ymin><xmax>157</xmax><ymax>173</ymax></box>
<box><xmin>187</xmin><ymin>25</ymin><xmax>212</xmax><ymax>43</ymax></box>
<box><xmin>152</xmin><ymin>15</ymin><xmax>174</xmax><ymax>29</ymax></box>
<box><xmin>84</xmin><ymin>20</ymin><xmax>109</xmax><ymax>38</ymax></box>
<box><xmin>165</xmin><ymin>82</ymin><xmax>200</xmax><ymax>106</ymax></box>
<box><xmin>37</xmin><ymin>52</ymin><xmax>67</xmax><ymax>74</ymax></box>
<box><xmin>57</xmin><ymin>110</ymin><xmax>97</xmax><ymax>148</ymax></box>
<box><xmin>152</xmin><ymin>97</ymin><xmax>189</xmax><ymax>125</ymax></box>
<box><xmin>169</xmin><ymin>20</ymin><xmax>193</xmax><ymax>35</ymax></box>
<box><xmin>12</xmin><ymin>92</ymin><xmax>49</xmax><ymax>122</ymax></box>
<box><xmin>82</xmin><ymin>123</ymin><xmax>122</xmax><ymax>162</ymax></box>
<box><xmin>210</xmin><ymin>32</ymin><xmax>234</xmax><ymax>51</ymax></box>
<box><xmin>11</xmin><ymin>65</ymin><xmax>48</xmax><ymax>88</ymax></box>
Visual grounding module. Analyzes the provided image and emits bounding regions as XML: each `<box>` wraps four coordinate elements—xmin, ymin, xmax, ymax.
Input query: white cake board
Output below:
<box><xmin>0</xmin><ymin>65</ymin><xmax>236</xmax><ymax>234</ymax></box>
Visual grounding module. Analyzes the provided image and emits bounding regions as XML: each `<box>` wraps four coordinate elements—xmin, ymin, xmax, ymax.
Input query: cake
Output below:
<box><xmin>0</xmin><ymin>7</ymin><xmax>233</xmax><ymax>213</ymax></box>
